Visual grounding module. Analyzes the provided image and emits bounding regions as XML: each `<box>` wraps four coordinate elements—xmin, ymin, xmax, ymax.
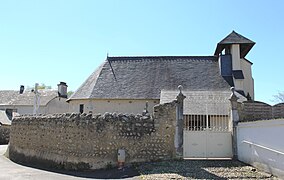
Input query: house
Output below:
<box><xmin>68</xmin><ymin>31</ymin><xmax>255</xmax><ymax>115</ymax></box>
<box><xmin>0</xmin><ymin>82</ymin><xmax>69</xmax><ymax>118</ymax></box>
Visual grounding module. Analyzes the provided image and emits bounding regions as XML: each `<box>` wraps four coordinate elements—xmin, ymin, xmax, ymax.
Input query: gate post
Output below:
<box><xmin>229</xmin><ymin>87</ymin><xmax>239</xmax><ymax>159</ymax></box>
<box><xmin>175</xmin><ymin>85</ymin><xmax>186</xmax><ymax>158</ymax></box>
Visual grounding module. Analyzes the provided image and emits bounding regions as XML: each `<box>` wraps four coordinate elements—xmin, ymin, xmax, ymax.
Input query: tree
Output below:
<box><xmin>37</xmin><ymin>83</ymin><xmax>52</xmax><ymax>90</ymax></box>
<box><xmin>26</xmin><ymin>83</ymin><xmax>52</xmax><ymax>91</ymax></box>
<box><xmin>67</xmin><ymin>91</ymin><xmax>74</xmax><ymax>98</ymax></box>
<box><xmin>273</xmin><ymin>91</ymin><xmax>284</xmax><ymax>103</ymax></box>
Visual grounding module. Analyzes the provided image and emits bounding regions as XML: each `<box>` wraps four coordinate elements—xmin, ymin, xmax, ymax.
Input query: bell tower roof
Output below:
<box><xmin>214</xmin><ymin>31</ymin><xmax>255</xmax><ymax>58</ymax></box>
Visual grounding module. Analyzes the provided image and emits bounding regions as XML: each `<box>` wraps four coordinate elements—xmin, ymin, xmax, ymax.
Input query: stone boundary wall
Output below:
<box><xmin>239</xmin><ymin>101</ymin><xmax>284</xmax><ymax>121</ymax></box>
<box><xmin>8</xmin><ymin>101</ymin><xmax>177</xmax><ymax>170</ymax></box>
<box><xmin>0</xmin><ymin>125</ymin><xmax>10</xmax><ymax>144</ymax></box>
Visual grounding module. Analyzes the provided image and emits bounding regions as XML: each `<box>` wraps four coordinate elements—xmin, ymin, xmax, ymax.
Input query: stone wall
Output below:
<box><xmin>8</xmin><ymin>101</ymin><xmax>177</xmax><ymax>170</ymax></box>
<box><xmin>0</xmin><ymin>125</ymin><xmax>10</xmax><ymax>144</ymax></box>
<box><xmin>239</xmin><ymin>101</ymin><xmax>284</xmax><ymax>121</ymax></box>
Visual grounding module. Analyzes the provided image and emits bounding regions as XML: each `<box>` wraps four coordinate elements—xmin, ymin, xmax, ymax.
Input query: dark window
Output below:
<box><xmin>79</xmin><ymin>104</ymin><xmax>84</xmax><ymax>114</ymax></box>
<box><xmin>220</xmin><ymin>54</ymin><xmax>232</xmax><ymax>76</ymax></box>
<box><xmin>233</xmin><ymin>70</ymin><xmax>245</xmax><ymax>79</ymax></box>
<box><xmin>5</xmin><ymin>109</ymin><xmax>13</xmax><ymax>120</ymax></box>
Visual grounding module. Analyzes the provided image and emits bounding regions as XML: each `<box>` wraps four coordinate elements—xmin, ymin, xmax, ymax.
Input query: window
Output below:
<box><xmin>79</xmin><ymin>104</ymin><xmax>84</xmax><ymax>114</ymax></box>
<box><xmin>5</xmin><ymin>109</ymin><xmax>13</xmax><ymax>120</ymax></box>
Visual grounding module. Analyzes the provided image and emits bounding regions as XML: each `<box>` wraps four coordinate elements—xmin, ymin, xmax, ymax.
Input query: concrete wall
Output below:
<box><xmin>0</xmin><ymin>125</ymin><xmax>10</xmax><ymax>145</ymax></box>
<box><xmin>8</xmin><ymin>101</ymin><xmax>176</xmax><ymax>170</ymax></box>
<box><xmin>68</xmin><ymin>99</ymin><xmax>159</xmax><ymax>115</ymax></box>
<box><xmin>237</xmin><ymin>119</ymin><xmax>284</xmax><ymax>179</ymax></box>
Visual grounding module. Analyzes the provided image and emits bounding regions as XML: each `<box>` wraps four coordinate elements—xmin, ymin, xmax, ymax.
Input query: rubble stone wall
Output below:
<box><xmin>239</xmin><ymin>101</ymin><xmax>284</xmax><ymax>121</ymax></box>
<box><xmin>8</xmin><ymin>101</ymin><xmax>177</xmax><ymax>170</ymax></box>
<box><xmin>0</xmin><ymin>125</ymin><xmax>10</xmax><ymax>144</ymax></box>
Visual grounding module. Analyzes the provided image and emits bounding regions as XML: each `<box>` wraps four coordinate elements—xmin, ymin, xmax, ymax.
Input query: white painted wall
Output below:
<box><xmin>241</xmin><ymin>59</ymin><xmax>254</xmax><ymax>99</ymax></box>
<box><xmin>237</xmin><ymin>119</ymin><xmax>284</xmax><ymax>179</ymax></box>
<box><xmin>231</xmin><ymin>44</ymin><xmax>241</xmax><ymax>70</ymax></box>
<box><xmin>45</xmin><ymin>97</ymin><xmax>69</xmax><ymax>114</ymax></box>
<box><xmin>0</xmin><ymin>98</ymin><xmax>69</xmax><ymax>115</ymax></box>
<box><xmin>230</xmin><ymin>44</ymin><xmax>254</xmax><ymax>99</ymax></box>
<box><xmin>233</xmin><ymin>79</ymin><xmax>244</xmax><ymax>93</ymax></box>
<box><xmin>231</xmin><ymin>44</ymin><xmax>245</xmax><ymax>93</ymax></box>
<box><xmin>68</xmin><ymin>99</ymin><xmax>159</xmax><ymax>114</ymax></box>
<box><xmin>0</xmin><ymin>105</ymin><xmax>42</xmax><ymax>115</ymax></box>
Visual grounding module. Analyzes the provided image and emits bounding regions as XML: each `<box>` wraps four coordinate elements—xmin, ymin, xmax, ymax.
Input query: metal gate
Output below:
<box><xmin>183</xmin><ymin>92</ymin><xmax>233</xmax><ymax>158</ymax></box>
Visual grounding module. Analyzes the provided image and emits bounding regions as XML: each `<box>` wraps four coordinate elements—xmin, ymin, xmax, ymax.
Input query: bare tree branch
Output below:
<box><xmin>273</xmin><ymin>91</ymin><xmax>284</xmax><ymax>103</ymax></box>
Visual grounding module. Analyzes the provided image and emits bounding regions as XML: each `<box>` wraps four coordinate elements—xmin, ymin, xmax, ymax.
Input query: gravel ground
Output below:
<box><xmin>137</xmin><ymin>160</ymin><xmax>279</xmax><ymax>179</ymax></box>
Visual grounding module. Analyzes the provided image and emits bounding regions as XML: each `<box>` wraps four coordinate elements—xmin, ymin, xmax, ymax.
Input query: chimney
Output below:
<box><xmin>57</xmin><ymin>82</ymin><xmax>68</xmax><ymax>98</ymax></box>
<box><xmin>19</xmin><ymin>85</ymin><xmax>24</xmax><ymax>94</ymax></box>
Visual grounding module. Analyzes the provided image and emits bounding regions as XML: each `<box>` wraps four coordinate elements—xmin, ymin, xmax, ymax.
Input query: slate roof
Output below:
<box><xmin>69</xmin><ymin>56</ymin><xmax>231</xmax><ymax>100</ymax></box>
<box><xmin>214</xmin><ymin>31</ymin><xmax>255</xmax><ymax>58</ymax></box>
<box><xmin>0</xmin><ymin>90</ymin><xmax>58</xmax><ymax>106</ymax></box>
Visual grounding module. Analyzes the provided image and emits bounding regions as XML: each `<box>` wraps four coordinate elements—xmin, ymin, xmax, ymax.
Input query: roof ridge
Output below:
<box><xmin>107</xmin><ymin>56</ymin><xmax>217</xmax><ymax>62</ymax></box>
<box><xmin>67</xmin><ymin>61</ymin><xmax>107</xmax><ymax>101</ymax></box>
<box><xmin>108</xmin><ymin>55</ymin><xmax>216</xmax><ymax>58</ymax></box>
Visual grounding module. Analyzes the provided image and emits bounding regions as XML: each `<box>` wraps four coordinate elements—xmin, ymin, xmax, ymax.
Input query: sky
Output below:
<box><xmin>0</xmin><ymin>0</ymin><xmax>283</xmax><ymax>104</ymax></box>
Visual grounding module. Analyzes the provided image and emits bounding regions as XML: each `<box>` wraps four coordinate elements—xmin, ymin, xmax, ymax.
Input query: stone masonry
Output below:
<box><xmin>0</xmin><ymin>125</ymin><xmax>10</xmax><ymax>144</ymax></box>
<box><xmin>238</xmin><ymin>101</ymin><xmax>284</xmax><ymax>121</ymax></box>
<box><xmin>8</xmin><ymin>101</ymin><xmax>177</xmax><ymax>170</ymax></box>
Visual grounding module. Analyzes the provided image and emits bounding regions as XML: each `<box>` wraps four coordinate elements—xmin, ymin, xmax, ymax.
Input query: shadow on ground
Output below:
<box><xmin>11</xmin><ymin>161</ymin><xmax>140</xmax><ymax>179</ymax></box>
<box><xmin>137</xmin><ymin>160</ymin><xmax>274</xmax><ymax>179</ymax></box>
<box><xmin>3</xmin><ymin>151</ymin><xmax>274</xmax><ymax>180</ymax></box>
<box><xmin>53</xmin><ymin>166</ymin><xmax>140</xmax><ymax>179</ymax></box>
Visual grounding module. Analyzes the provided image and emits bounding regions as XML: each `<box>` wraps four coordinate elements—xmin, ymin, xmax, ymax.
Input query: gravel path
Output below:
<box><xmin>137</xmin><ymin>160</ymin><xmax>278</xmax><ymax>179</ymax></box>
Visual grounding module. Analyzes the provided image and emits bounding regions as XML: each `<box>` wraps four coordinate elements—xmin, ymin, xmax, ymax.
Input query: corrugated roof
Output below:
<box><xmin>69</xmin><ymin>56</ymin><xmax>231</xmax><ymax>100</ymax></box>
<box><xmin>0</xmin><ymin>90</ymin><xmax>58</xmax><ymax>106</ymax></box>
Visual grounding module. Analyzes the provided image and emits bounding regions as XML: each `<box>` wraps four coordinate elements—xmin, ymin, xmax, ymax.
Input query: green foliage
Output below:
<box><xmin>26</xmin><ymin>83</ymin><xmax>52</xmax><ymax>90</ymax></box>
<box><xmin>67</xmin><ymin>91</ymin><xmax>74</xmax><ymax>98</ymax></box>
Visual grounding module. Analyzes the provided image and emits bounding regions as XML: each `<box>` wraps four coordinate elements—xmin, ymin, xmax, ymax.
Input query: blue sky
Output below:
<box><xmin>0</xmin><ymin>0</ymin><xmax>283</xmax><ymax>104</ymax></box>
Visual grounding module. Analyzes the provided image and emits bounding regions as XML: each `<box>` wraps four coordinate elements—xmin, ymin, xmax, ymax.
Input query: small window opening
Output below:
<box><xmin>79</xmin><ymin>104</ymin><xmax>84</xmax><ymax>114</ymax></box>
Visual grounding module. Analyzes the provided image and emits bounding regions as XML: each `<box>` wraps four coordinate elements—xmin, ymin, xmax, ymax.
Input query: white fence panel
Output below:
<box><xmin>237</xmin><ymin>119</ymin><xmax>284</xmax><ymax>179</ymax></box>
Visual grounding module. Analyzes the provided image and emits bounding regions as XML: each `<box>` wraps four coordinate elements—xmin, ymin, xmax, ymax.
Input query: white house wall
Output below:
<box><xmin>0</xmin><ymin>105</ymin><xmax>45</xmax><ymax>115</ymax></box>
<box><xmin>68</xmin><ymin>99</ymin><xmax>159</xmax><ymax>114</ymax></box>
<box><xmin>0</xmin><ymin>98</ymin><xmax>69</xmax><ymax>115</ymax></box>
<box><xmin>45</xmin><ymin>97</ymin><xmax>69</xmax><ymax>114</ymax></box>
